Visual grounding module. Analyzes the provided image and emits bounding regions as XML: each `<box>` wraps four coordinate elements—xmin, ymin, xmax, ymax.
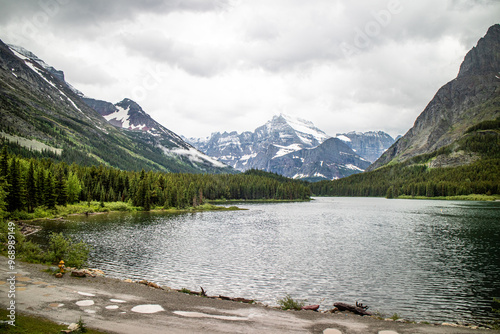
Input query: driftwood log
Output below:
<box><xmin>219</xmin><ymin>296</ymin><xmax>254</xmax><ymax>304</ymax></box>
<box><xmin>333</xmin><ymin>302</ymin><xmax>371</xmax><ymax>316</ymax></box>
<box><xmin>301</xmin><ymin>305</ymin><xmax>320</xmax><ymax>311</ymax></box>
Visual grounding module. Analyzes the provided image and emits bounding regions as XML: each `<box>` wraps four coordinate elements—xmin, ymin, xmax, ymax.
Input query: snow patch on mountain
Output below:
<box><xmin>168</xmin><ymin>147</ymin><xmax>227</xmax><ymax>168</ymax></box>
<box><xmin>8</xmin><ymin>44</ymin><xmax>84</xmax><ymax>97</ymax></box>
<box><xmin>280</xmin><ymin>113</ymin><xmax>330</xmax><ymax>144</ymax></box>
<box><xmin>104</xmin><ymin>105</ymin><xmax>130</xmax><ymax>127</ymax></box>
<box><xmin>273</xmin><ymin>143</ymin><xmax>303</xmax><ymax>158</ymax></box>
<box><xmin>344</xmin><ymin>164</ymin><xmax>365</xmax><ymax>171</ymax></box>
<box><xmin>336</xmin><ymin>135</ymin><xmax>351</xmax><ymax>142</ymax></box>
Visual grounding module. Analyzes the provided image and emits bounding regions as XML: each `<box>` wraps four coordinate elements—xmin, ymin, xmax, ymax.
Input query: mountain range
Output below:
<box><xmin>187</xmin><ymin>114</ymin><xmax>395</xmax><ymax>180</ymax></box>
<box><xmin>370</xmin><ymin>24</ymin><xmax>500</xmax><ymax>171</ymax></box>
<box><xmin>2</xmin><ymin>24</ymin><xmax>497</xmax><ymax>184</ymax></box>
<box><xmin>0</xmin><ymin>40</ymin><xmax>394</xmax><ymax>181</ymax></box>
<box><xmin>0</xmin><ymin>40</ymin><xmax>233</xmax><ymax>174</ymax></box>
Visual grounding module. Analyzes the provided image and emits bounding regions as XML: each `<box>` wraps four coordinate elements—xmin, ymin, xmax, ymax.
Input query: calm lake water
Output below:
<box><xmin>32</xmin><ymin>197</ymin><xmax>500</xmax><ymax>324</ymax></box>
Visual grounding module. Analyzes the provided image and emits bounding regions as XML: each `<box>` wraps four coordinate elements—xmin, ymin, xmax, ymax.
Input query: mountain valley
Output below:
<box><xmin>187</xmin><ymin>114</ymin><xmax>395</xmax><ymax>180</ymax></box>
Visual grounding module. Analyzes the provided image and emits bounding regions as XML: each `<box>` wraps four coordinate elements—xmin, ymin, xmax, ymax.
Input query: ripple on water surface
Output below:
<box><xmin>37</xmin><ymin>198</ymin><xmax>500</xmax><ymax>324</ymax></box>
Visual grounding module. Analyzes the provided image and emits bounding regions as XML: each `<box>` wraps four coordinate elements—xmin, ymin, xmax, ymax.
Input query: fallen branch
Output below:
<box><xmin>333</xmin><ymin>302</ymin><xmax>372</xmax><ymax>316</ymax></box>
<box><xmin>218</xmin><ymin>295</ymin><xmax>254</xmax><ymax>304</ymax></box>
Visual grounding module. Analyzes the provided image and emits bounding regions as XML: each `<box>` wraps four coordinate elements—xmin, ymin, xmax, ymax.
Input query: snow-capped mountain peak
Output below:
<box><xmin>265</xmin><ymin>113</ymin><xmax>330</xmax><ymax>147</ymax></box>
<box><xmin>8</xmin><ymin>44</ymin><xmax>84</xmax><ymax>97</ymax></box>
<box><xmin>279</xmin><ymin>113</ymin><xmax>330</xmax><ymax>142</ymax></box>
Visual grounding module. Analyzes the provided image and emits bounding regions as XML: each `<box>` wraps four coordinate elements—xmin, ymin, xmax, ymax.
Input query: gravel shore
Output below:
<box><xmin>0</xmin><ymin>257</ymin><xmax>497</xmax><ymax>334</ymax></box>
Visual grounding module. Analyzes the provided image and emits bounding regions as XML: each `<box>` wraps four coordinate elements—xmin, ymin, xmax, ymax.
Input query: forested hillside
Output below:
<box><xmin>0</xmin><ymin>40</ymin><xmax>233</xmax><ymax>175</ymax></box>
<box><xmin>0</xmin><ymin>146</ymin><xmax>311</xmax><ymax>219</ymax></box>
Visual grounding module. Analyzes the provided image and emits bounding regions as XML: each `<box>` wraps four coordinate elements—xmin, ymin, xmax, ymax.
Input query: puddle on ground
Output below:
<box><xmin>49</xmin><ymin>303</ymin><xmax>64</xmax><ymax>308</ymax></box>
<box><xmin>76</xmin><ymin>300</ymin><xmax>95</xmax><ymax>307</ymax></box>
<box><xmin>110</xmin><ymin>299</ymin><xmax>127</xmax><ymax>303</ymax></box>
<box><xmin>131</xmin><ymin>305</ymin><xmax>165</xmax><ymax>314</ymax></box>
<box><xmin>78</xmin><ymin>291</ymin><xmax>96</xmax><ymax>297</ymax></box>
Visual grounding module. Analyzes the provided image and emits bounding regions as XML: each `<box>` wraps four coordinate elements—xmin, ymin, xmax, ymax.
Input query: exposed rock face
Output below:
<box><xmin>266</xmin><ymin>138</ymin><xmax>371</xmax><ymax>180</ymax></box>
<box><xmin>369</xmin><ymin>24</ymin><xmax>500</xmax><ymax>170</ymax></box>
<box><xmin>8</xmin><ymin>44</ymin><xmax>83</xmax><ymax>96</ymax></box>
<box><xmin>336</xmin><ymin>131</ymin><xmax>395</xmax><ymax>162</ymax></box>
<box><xmin>188</xmin><ymin>114</ymin><xmax>372</xmax><ymax>180</ymax></box>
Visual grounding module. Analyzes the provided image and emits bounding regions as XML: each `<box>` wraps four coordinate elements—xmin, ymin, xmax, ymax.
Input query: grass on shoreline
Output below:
<box><xmin>208</xmin><ymin>198</ymin><xmax>311</xmax><ymax>204</ymax></box>
<box><xmin>8</xmin><ymin>201</ymin><xmax>243</xmax><ymax>222</ymax></box>
<box><xmin>396</xmin><ymin>194</ymin><xmax>500</xmax><ymax>201</ymax></box>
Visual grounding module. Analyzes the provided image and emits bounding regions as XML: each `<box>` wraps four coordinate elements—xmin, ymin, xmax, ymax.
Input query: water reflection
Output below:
<box><xmin>31</xmin><ymin>198</ymin><xmax>500</xmax><ymax>324</ymax></box>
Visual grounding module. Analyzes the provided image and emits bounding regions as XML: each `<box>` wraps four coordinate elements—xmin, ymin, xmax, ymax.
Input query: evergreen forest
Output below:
<box><xmin>0</xmin><ymin>145</ymin><xmax>311</xmax><ymax>219</ymax></box>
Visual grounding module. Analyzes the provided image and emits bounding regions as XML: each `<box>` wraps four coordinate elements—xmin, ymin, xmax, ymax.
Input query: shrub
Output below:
<box><xmin>47</xmin><ymin>232</ymin><xmax>70</xmax><ymax>264</ymax></box>
<box><xmin>46</xmin><ymin>232</ymin><xmax>91</xmax><ymax>268</ymax></box>
<box><xmin>76</xmin><ymin>316</ymin><xmax>88</xmax><ymax>333</ymax></box>
<box><xmin>277</xmin><ymin>294</ymin><xmax>305</xmax><ymax>311</ymax></box>
<box><xmin>20</xmin><ymin>241</ymin><xmax>46</xmax><ymax>263</ymax></box>
<box><xmin>66</xmin><ymin>241</ymin><xmax>92</xmax><ymax>268</ymax></box>
<box><xmin>0</xmin><ymin>221</ymin><xmax>25</xmax><ymax>252</ymax></box>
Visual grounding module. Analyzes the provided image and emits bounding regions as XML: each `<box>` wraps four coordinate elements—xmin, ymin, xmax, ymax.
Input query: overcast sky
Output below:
<box><xmin>0</xmin><ymin>1</ymin><xmax>499</xmax><ymax>139</ymax></box>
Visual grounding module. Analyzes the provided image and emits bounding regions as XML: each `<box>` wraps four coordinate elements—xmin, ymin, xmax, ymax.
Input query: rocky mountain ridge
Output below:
<box><xmin>336</xmin><ymin>131</ymin><xmax>395</xmax><ymax>163</ymax></box>
<box><xmin>188</xmin><ymin>115</ymin><xmax>393</xmax><ymax>180</ymax></box>
<box><xmin>370</xmin><ymin>24</ymin><xmax>500</xmax><ymax>170</ymax></box>
<box><xmin>0</xmin><ymin>40</ymin><xmax>232</xmax><ymax>174</ymax></box>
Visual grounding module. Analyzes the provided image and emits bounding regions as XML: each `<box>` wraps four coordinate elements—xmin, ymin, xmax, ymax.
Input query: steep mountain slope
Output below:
<box><xmin>266</xmin><ymin>137</ymin><xmax>371</xmax><ymax>180</ymax></box>
<box><xmin>0</xmin><ymin>40</ymin><xmax>232</xmax><ymax>174</ymax></box>
<box><xmin>336</xmin><ymin>131</ymin><xmax>395</xmax><ymax>162</ymax></box>
<box><xmin>188</xmin><ymin>114</ymin><xmax>373</xmax><ymax>180</ymax></box>
<box><xmin>82</xmin><ymin>97</ymin><xmax>227</xmax><ymax>170</ymax></box>
<box><xmin>370</xmin><ymin>24</ymin><xmax>500</xmax><ymax>170</ymax></box>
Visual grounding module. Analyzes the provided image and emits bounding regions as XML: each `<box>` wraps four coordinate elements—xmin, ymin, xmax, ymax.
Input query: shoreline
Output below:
<box><xmin>0</xmin><ymin>257</ymin><xmax>496</xmax><ymax>333</ymax></box>
<box><xmin>4</xmin><ymin>222</ymin><xmax>496</xmax><ymax>330</ymax></box>
<box><xmin>4</xmin><ymin>200</ymin><xmax>499</xmax><ymax>332</ymax></box>
<box><xmin>9</xmin><ymin>201</ymin><xmax>245</xmax><ymax>227</ymax></box>
<box><xmin>313</xmin><ymin>195</ymin><xmax>500</xmax><ymax>202</ymax></box>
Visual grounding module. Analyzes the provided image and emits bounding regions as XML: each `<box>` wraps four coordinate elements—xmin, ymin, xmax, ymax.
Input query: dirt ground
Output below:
<box><xmin>0</xmin><ymin>257</ymin><xmax>497</xmax><ymax>334</ymax></box>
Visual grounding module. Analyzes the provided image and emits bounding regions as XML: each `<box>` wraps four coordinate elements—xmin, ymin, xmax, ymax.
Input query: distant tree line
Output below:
<box><xmin>310</xmin><ymin>121</ymin><xmax>500</xmax><ymax>198</ymax></box>
<box><xmin>0</xmin><ymin>146</ymin><xmax>311</xmax><ymax>217</ymax></box>
<box><xmin>310</xmin><ymin>159</ymin><xmax>499</xmax><ymax>198</ymax></box>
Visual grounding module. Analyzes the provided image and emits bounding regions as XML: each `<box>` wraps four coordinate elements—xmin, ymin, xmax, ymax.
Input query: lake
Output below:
<box><xmin>32</xmin><ymin>197</ymin><xmax>500</xmax><ymax>324</ymax></box>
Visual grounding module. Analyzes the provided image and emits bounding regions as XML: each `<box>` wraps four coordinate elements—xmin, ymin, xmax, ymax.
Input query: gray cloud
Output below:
<box><xmin>121</xmin><ymin>32</ymin><xmax>231</xmax><ymax>77</ymax></box>
<box><xmin>0</xmin><ymin>0</ymin><xmax>498</xmax><ymax>139</ymax></box>
<box><xmin>0</xmin><ymin>0</ymin><xmax>231</xmax><ymax>25</ymax></box>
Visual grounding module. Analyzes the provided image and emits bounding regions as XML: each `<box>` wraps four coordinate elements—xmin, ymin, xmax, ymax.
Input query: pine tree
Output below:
<box><xmin>0</xmin><ymin>146</ymin><xmax>8</xmax><ymax>178</ymax></box>
<box><xmin>0</xmin><ymin>177</ymin><xmax>7</xmax><ymax>220</ymax></box>
<box><xmin>36</xmin><ymin>168</ymin><xmax>46</xmax><ymax>207</ymax></box>
<box><xmin>44</xmin><ymin>171</ymin><xmax>57</xmax><ymax>209</ymax></box>
<box><xmin>7</xmin><ymin>158</ymin><xmax>24</xmax><ymax>212</ymax></box>
<box><xmin>55</xmin><ymin>168</ymin><xmax>68</xmax><ymax>206</ymax></box>
<box><xmin>26</xmin><ymin>161</ymin><xmax>37</xmax><ymax>212</ymax></box>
